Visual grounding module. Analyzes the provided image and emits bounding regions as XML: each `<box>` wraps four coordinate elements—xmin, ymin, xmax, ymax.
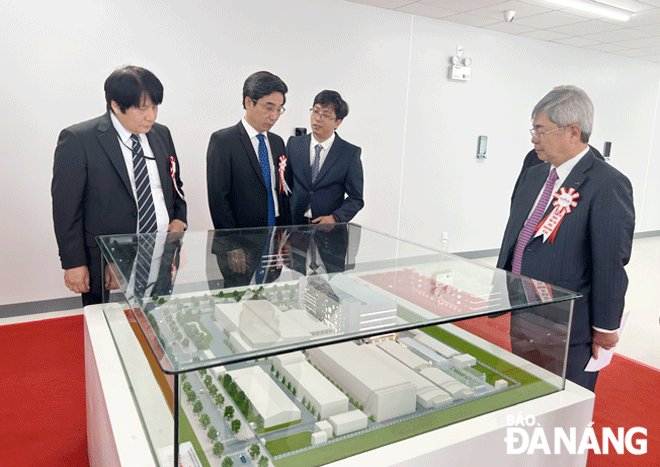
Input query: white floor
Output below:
<box><xmin>474</xmin><ymin>235</ymin><xmax>660</xmax><ymax>370</ymax></box>
<box><xmin>2</xmin><ymin>237</ymin><xmax>658</xmax><ymax>370</ymax></box>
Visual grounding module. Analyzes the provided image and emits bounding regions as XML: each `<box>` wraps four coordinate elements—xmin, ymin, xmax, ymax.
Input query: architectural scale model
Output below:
<box><xmin>145</xmin><ymin>271</ymin><xmax>521</xmax><ymax>467</ymax></box>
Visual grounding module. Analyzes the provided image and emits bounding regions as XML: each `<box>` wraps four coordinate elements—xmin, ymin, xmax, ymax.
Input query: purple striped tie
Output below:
<box><xmin>511</xmin><ymin>168</ymin><xmax>558</xmax><ymax>275</ymax></box>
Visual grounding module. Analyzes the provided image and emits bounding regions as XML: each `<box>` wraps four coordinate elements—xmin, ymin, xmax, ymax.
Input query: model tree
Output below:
<box><xmin>222</xmin><ymin>457</ymin><xmax>233</xmax><ymax>467</ymax></box>
<box><xmin>249</xmin><ymin>444</ymin><xmax>260</xmax><ymax>459</ymax></box>
<box><xmin>215</xmin><ymin>394</ymin><xmax>225</xmax><ymax>406</ymax></box>
<box><xmin>200</xmin><ymin>413</ymin><xmax>210</xmax><ymax>428</ymax></box>
<box><xmin>207</xmin><ymin>426</ymin><xmax>218</xmax><ymax>441</ymax></box>
<box><xmin>231</xmin><ymin>419</ymin><xmax>241</xmax><ymax>433</ymax></box>
<box><xmin>209</xmin><ymin>384</ymin><xmax>218</xmax><ymax>396</ymax></box>
<box><xmin>213</xmin><ymin>442</ymin><xmax>224</xmax><ymax>457</ymax></box>
<box><xmin>193</xmin><ymin>400</ymin><xmax>203</xmax><ymax>414</ymax></box>
<box><xmin>224</xmin><ymin>406</ymin><xmax>234</xmax><ymax>419</ymax></box>
<box><xmin>255</xmin><ymin>414</ymin><xmax>265</xmax><ymax>431</ymax></box>
<box><xmin>187</xmin><ymin>391</ymin><xmax>197</xmax><ymax>403</ymax></box>
<box><xmin>258</xmin><ymin>455</ymin><xmax>269</xmax><ymax>467</ymax></box>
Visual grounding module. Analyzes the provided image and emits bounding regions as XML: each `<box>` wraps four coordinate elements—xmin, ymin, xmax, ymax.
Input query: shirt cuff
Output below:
<box><xmin>592</xmin><ymin>326</ymin><xmax>617</xmax><ymax>333</ymax></box>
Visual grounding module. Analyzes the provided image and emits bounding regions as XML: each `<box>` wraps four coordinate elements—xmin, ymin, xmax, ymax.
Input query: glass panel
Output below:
<box><xmin>97</xmin><ymin>224</ymin><xmax>578</xmax><ymax>374</ymax></box>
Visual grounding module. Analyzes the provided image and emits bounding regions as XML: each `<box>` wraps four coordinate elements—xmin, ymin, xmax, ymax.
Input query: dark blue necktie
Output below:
<box><xmin>256</xmin><ymin>134</ymin><xmax>276</xmax><ymax>227</ymax></box>
<box><xmin>131</xmin><ymin>134</ymin><xmax>157</xmax><ymax>233</ymax></box>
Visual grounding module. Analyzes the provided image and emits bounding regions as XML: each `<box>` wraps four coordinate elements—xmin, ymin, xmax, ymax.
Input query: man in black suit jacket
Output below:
<box><xmin>287</xmin><ymin>90</ymin><xmax>364</xmax><ymax>225</ymax></box>
<box><xmin>497</xmin><ymin>85</ymin><xmax>634</xmax><ymax>391</ymax></box>
<box><xmin>207</xmin><ymin>71</ymin><xmax>291</xmax><ymax>230</ymax></box>
<box><xmin>52</xmin><ymin>66</ymin><xmax>187</xmax><ymax>306</ymax></box>
<box><xmin>207</xmin><ymin>71</ymin><xmax>291</xmax><ymax>285</ymax></box>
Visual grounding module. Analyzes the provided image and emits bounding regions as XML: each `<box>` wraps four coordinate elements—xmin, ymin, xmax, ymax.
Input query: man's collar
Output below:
<box><xmin>553</xmin><ymin>145</ymin><xmax>590</xmax><ymax>181</ymax></box>
<box><xmin>312</xmin><ymin>132</ymin><xmax>335</xmax><ymax>150</ymax></box>
<box><xmin>110</xmin><ymin>111</ymin><xmax>134</xmax><ymax>144</ymax></box>
<box><xmin>242</xmin><ymin>117</ymin><xmax>265</xmax><ymax>140</ymax></box>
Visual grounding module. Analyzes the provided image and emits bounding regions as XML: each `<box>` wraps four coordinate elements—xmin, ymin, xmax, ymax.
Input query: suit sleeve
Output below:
<box><xmin>589</xmin><ymin>171</ymin><xmax>635</xmax><ymax>330</ymax></box>
<box><xmin>334</xmin><ymin>146</ymin><xmax>364</xmax><ymax>222</ymax></box>
<box><xmin>206</xmin><ymin>132</ymin><xmax>236</xmax><ymax>229</ymax></box>
<box><xmin>51</xmin><ymin>128</ymin><xmax>88</xmax><ymax>269</ymax></box>
<box><xmin>164</xmin><ymin>126</ymin><xmax>187</xmax><ymax>224</ymax></box>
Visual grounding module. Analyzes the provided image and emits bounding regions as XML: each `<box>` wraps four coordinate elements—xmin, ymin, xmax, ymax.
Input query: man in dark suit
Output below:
<box><xmin>497</xmin><ymin>85</ymin><xmax>634</xmax><ymax>391</ymax></box>
<box><xmin>287</xmin><ymin>90</ymin><xmax>363</xmax><ymax>225</ymax></box>
<box><xmin>52</xmin><ymin>66</ymin><xmax>187</xmax><ymax>306</ymax></box>
<box><xmin>206</xmin><ymin>71</ymin><xmax>291</xmax><ymax>286</ymax></box>
<box><xmin>206</xmin><ymin>71</ymin><xmax>291</xmax><ymax>230</ymax></box>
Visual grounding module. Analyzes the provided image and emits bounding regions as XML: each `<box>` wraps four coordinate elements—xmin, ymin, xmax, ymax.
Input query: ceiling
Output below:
<box><xmin>346</xmin><ymin>0</ymin><xmax>660</xmax><ymax>63</ymax></box>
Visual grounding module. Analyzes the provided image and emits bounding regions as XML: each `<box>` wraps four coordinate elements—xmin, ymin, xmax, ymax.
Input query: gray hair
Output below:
<box><xmin>532</xmin><ymin>85</ymin><xmax>593</xmax><ymax>143</ymax></box>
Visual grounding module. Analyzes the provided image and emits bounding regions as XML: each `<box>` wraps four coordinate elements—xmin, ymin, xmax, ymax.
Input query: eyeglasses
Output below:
<box><xmin>310</xmin><ymin>108</ymin><xmax>336</xmax><ymax>121</ymax></box>
<box><xmin>530</xmin><ymin>127</ymin><xmax>564</xmax><ymax>140</ymax></box>
<box><xmin>252</xmin><ymin>99</ymin><xmax>285</xmax><ymax>115</ymax></box>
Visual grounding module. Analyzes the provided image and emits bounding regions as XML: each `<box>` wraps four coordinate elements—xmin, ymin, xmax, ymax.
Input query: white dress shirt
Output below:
<box><xmin>110</xmin><ymin>112</ymin><xmax>169</xmax><ymax>233</ymax></box>
<box><xmin>305</xmin><ymin>132</ymin><xmax>336</xmax><ymax>219</ymax></box>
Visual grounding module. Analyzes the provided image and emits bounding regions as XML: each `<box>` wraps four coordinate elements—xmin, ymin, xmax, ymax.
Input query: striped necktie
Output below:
<box><xmin>256</xmin><ymin>134</ymin><xmax>276</xmax><ymax>227</ymax></box>
<box><xmin>131</xmin><ymin>134</ymin><xmax>157</xmax><ymax>233</ymax></box>
<box><xmin>312</xmin><ymin>144</ymin><xmax>322</xmax><ymax>183</ymax></box>
<box><xmin>511</xmin><ymin>168</ymin><xmax>558</xmax><ymax>275</ymax></box>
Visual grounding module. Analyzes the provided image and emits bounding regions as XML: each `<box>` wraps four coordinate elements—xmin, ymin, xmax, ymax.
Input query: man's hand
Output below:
<box><xmin>104</xmin><ymin>263</ymin><xmax>120</xmax><ymax>291</ymax></box>
<box><xmin>64</xmin><ymin>265</ymin><xmax>90</xmax><ymax>294</ymax></box>
<box><xmin>167</xmin><ymin>219</ymin><xmax>186</xmax><ymax>232</ymax></box>
<box><xmin>227</xmin><ymin>248</ymin><xmax>247</xmax><ymax>274</ymax></box>
<box><xmin>592</xmin><ymin>329</ymin><xmax>619</xmax><ymax>359</ymax></box>
<box><xmin>311</xmin><ymin>215</ymin><xmax>337</xmax><ymax>225</ymax></box>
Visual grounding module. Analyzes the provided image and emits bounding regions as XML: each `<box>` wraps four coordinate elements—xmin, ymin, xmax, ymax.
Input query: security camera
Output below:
<box><xmin>504</xmin><ymin>10</ymin><xmax>515</xmax><ymax>22</ymax></box>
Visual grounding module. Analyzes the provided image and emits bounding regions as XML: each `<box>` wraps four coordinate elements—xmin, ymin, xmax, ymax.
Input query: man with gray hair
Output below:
<box><xmin>497</xmin><ymin>85</ymin><xmax>635</xmax><ymax>391</ymax></box>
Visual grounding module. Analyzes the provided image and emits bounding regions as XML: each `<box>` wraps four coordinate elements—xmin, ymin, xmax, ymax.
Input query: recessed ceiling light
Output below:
<box><xmin>547</xmin><ymin>0</ymin><xmax>633</xmax><ymax>21</ymax></box>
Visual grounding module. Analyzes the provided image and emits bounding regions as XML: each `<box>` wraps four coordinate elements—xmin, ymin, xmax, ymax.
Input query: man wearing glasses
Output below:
<box><xmin>206</xmin><ymin>71</ymin><xmax>291</xmax><ymax>229</ymax></box>
<box><xmin>497</xmin><ymin>85</ymin><xmax>635</xmax><ymax>391</ymax></box>
<box><xmin>286</xmin><ymin>90</ymin><xmax>364</xmax><ymax>225</ymax></box>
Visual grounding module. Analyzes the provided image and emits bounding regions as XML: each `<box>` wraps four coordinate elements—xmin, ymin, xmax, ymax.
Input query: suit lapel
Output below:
<box><xmin>315</xmin><ymin>133</ymin><xmax>342</xmax><ymax>185</ymax></box>
<box><xmin>297</xmin><ymin>134</ymin><xmax>313</xmax><ymax>185</ymax></box>
<box><xmin>237</xmin><ymin>121</ymin><xmax>267</xmax><ymax>189</ymax></box>
<box><xmin>96</xmin><ymin>113</ymin><xmax>133</xmax><ymax>197</ymax></box>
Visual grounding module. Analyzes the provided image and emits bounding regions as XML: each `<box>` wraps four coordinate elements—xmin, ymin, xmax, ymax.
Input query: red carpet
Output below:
<box><xmin>0</xmin><ymin>315</ymin><xmax>657</xmax><ymax>466</ymax></box>
<box><xmin>0</xmin><ymin>315</ymin><xmax>88</xmax><ymax>467</ymax></box>
<box><xmin>588</xmin><ymin>353</ymin><xmax>660</xmax><ymax>466</ymax></box>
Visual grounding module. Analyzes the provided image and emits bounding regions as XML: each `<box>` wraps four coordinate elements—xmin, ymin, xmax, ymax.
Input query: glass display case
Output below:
<box><xmin>95</xmin><ymin>223</ymin><xmax>578</xmax><ymax>467</ymax></box>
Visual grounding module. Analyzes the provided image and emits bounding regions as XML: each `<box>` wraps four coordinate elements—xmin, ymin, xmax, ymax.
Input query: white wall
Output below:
<box><xmin>1</xmin><ymin>0</ymin><xmax>658</xmax><ymax>305</ymax></box>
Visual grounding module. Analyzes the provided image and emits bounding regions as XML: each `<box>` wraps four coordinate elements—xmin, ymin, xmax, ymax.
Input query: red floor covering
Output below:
<box><xmin>0</xmin><ymin>315</ymin><xmax>88</xmax><ymax>467</ymax></box>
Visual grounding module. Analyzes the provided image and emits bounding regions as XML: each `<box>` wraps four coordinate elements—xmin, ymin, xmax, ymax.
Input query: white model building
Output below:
<box><xmin>311</xmin><ymin>430</ymin><xmax>328</xmax><ymax>445</ymax></box>
<box><xmin>315</xmin><ymin>420</ymin><xmax>333</xmax><ymax>438</ymax></box>
<box><xmin>215</xmin><ymin>300</ymin><xmax>330</xmax><ymax>350</ymax></box>
<box><xmin>413</xmin><ymin>332</ymin><xmax>460</xmax><ymax>358</ymax></box>
<box><xmin>366</xmin><ymin>343</ymin><xmax>453</xmax><ymax>408</ymax></box>
<box><xmin>328</xmin><ymin>410</ymin><xmax>368</xmax><ymax>436</ymax></box>
<box><xmin>376</xmin><ymin>339</ymin><xmax>430</xmax><ymax>371</ymax></box>
<box><xmin>228</xmin><ymin>366</ymin><xmax>301</xmax><ymax>429</ymax></box>
<box><xmin>308</xmin><ymin>341</ymin><xmax>416</xmax><ymax>422</ymax></box>
<box><xmin>398</xmin><ymin>337</ymin><xmax>450</xmax><ymax>368</ymax></box>
<box><xmin>273</xmin><ymin>352</ymin><xmax>348</xmax><ymax>419</ymax></box>
<box><xmin>301</xmin><ymin>275</ymin><xmax>397</xmax><ymax>334</ymax></box>
<box><xmin>453</xmin><ymin>353</ymin><xmax>477</xmax><ymax>369</ymax></box>
<box><xmin>494</xmin><ymin>379</ymin><xmax>508</xmax><ymax>390</ymax></box>
<box><xmin>419</xmin><ymin>367</ymin><xmax>474</xmax><ymax>400</ymax></box>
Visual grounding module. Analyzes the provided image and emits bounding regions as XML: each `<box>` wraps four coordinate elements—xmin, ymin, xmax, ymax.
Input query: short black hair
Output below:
<box><xmin>242</xmin><ymin>71</ymin><xmax>288</xmax><ymax>109</ymax></box>
<box><xmin>313</xmin><ymin>90</ymin><xmax>348</xmax><ymax>120</ymax></box>
<box><xmin>104</xmin><ymin>66</ymin><xmax>164</xmax><ymax>113</ymax></box>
